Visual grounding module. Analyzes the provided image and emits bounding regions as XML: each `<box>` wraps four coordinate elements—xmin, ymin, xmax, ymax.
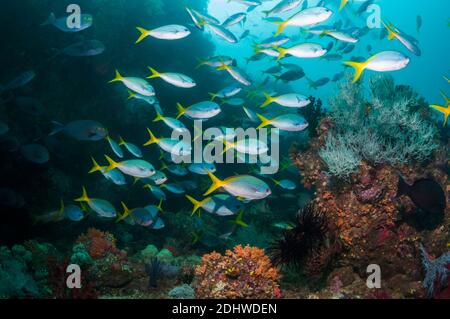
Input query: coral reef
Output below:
<box><xmin>319</xmin><ymin>75</ymin><xmax>438</xmax><ymax>179</ymax></box>
<box><xmin>291</xmin><ymin>75</ymin><xmax>449</xmax><ymax>298</ymax></box>
<box><xmin>194</xmin><ymin>245</ymin><xmax>281</xmax><ymax>299</ymax></box>
<box><xmin>419</xmin><ymin>244</ymin><xmax>450</xmax><ymax>298</ymax></box>
<box><xmin>168</xmin><ymin>284</ymin><xmax>195</xmax><ymax>299</ymax></box>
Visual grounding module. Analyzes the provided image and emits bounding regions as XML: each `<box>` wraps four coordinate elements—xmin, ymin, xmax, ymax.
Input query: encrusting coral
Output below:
<box><xmin>194</xmin><ymin>245</ymin><xmax>281</xmax><ymax>299</ymax></box>
<box><xmin>291</xmin><ymin>75</ymin><xmax>449</xmax><ymax>298</ymax></box>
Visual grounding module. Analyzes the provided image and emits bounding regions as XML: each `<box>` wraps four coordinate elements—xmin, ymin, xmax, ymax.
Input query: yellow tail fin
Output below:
<box><xmin>153</xmin><ymin>111</ymin><xmax>164</xmax><ymax>123</ymax></box>
<box><xmin>204</xmin><ymin>171</ymin><xmax>225</xmax><ymax>196</ymax></box>
<box><xmin>127</xmin><ymin>90</ymin><xmax>137</xmax><ymax>100</ymax></box>
<box><xmin>270</xmin><ymin>178</ymin><xmax>281</xmax><ymax>186</ymax></box>
<box><xmin>195</xmin><ymin>58</ymin><xmax>206</xmax><ymax>69</ymax></box>
<box><xmin>208</xmin><ymin>92</ymin><xmax>218</xmax><ymax>101</ymax></box>
<box><xmin>74</xmin><ymin>187</ymin><xmax>89</xmax><ymax>202</ymax></box>
<box><xmin>339</xmin><ymin>0</ymin><xmax>348</xmax><ymax>11</ymax></box>
<box><xmin>117</xmin><ymin>202</ymin><xmax>131</xmax><ymax>222</ymax></box>
<box><xmin>147</xmin><ymin>67</ymin><xmax>161</xmax><ymax>79</ymax></box>
<box><xmin>275</xmin><ymin>47</ymin><xmax>288</xmax><ymax>61</ymax></box>
<box><xmin>343</xmin><ymin>60</ymin><xmax>368</xmax><ymax>83</ymax></box>
<box><xmin>176</xmin><ymin>103</ymin><xmax>187</xmax><ymax>119</ymax></box>
<box><xmin>382</xmin><ymin>21</ymin><xmax>397</xmax><ymax>41</ymax></box>
<box><xmin>157</xmin><ymin>199</ymin><xmax>164</xmax><ymax>213</ymax></box>
<box><xmin>105</xmin><ymin>155</ymin><xmax>120</xmax><ymax>171</ymax></box>
<box><xmin>260</xmin><ymin>93</ymin><xmax>275</xmax><ymax>108</ymax></box>
<box><xmin>274</xmin><ymin>21</ymin><xmax>288</xmax><ymax>36</ymax></box>
<box><xmin>216</xmin><ymin>63</ymin><xmax>230</xmax><ymax>71</ymax></box>
<box><xmin>118</xmin><ymin>136</ymin><xmax>126</xmax><ymax>146</ymax></box>
<box><xmin>233</xmin><ymin>210</ymin><xmax>248</xmax><ymax>228</ymax></box>
<box><xmin>143</xmin><ymin>128</ymin><xmax>159</xmax><ymax>146</ymax></box>
<box><xmin>256</xmin><ymin>113</ymin><xmax>272</xmax><ymax>129</ymax></box>
<box><xmin>159</xmin><ymin>160</ymin><xmax>169</xmax><ymax>171</ymax></box>
<box><xmin>430</xmin><ymin>104</ymin><xmax>450</xmax><ymax>127</ymax></box>
<box><xmin>89</xmin><ymin>157</ymin><xmax>104</xmax><ymax>174</ymax></box>
<box><xmin>136</xmin><ymin>27</ymin><xmax>151</xmax><ymax>44</ymax></box>
<box><xmin>108</xmin><ymin>69</ymin><xmax>123</xmax><ymax>84</ymax></box>
<box><xmin>185</xmin><ymin>195</ymin><xmax>207</xmax><ymax>216</ymax></box>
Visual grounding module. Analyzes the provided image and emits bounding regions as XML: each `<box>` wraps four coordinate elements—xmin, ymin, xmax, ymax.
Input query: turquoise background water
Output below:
<box><xmin>208</xmin><ymin>0</ymin><xmax>450</xmax><ymax>107</ymax></box>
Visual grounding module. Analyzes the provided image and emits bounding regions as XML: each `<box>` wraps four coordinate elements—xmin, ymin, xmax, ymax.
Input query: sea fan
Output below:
<box><xmin>268</xmin><ymin>203</ymin><xmax>328</xmax><ymax>268</ymax></box>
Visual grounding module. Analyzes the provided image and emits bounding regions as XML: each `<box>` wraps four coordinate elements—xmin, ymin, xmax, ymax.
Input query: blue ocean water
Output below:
<box><xmin>208</xmin><ymin>0</ymin><xmax>450</xmax><ymax>105</ymax></box>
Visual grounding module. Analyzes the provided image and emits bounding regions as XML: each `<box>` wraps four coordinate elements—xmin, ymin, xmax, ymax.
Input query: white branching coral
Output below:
<box><xmin>320</xmin><ymin>75</ymin><xmax>438</xmax><ymax>178</ymax></box>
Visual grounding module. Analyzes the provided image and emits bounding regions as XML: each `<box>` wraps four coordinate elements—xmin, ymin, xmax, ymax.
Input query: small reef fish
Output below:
<box><xmin>263</xmin><ymin>0</ymin><xmax>304</xmax><ymax>17</ymax></box>
<box><xmin>309</xmin><ymin>29</ymin><xmax>358</xmax><ymax>43</ymax></box>
<box><xmin>135</xmin><ymin>25</ymin><xmax>190</xmax><ymax>43</ymax></box>
<box><xmin>176</xmin><ymin>101</ymin><xmax>221</xmax><ymax>120</ymax></box>
<box><xmin>260</xmin><ymin>92</ymin><xmax>310</xmax><ymax>108</ymax></box>
<box><xmin>188</xmin><ymin>163</ymin><xmax>217</xmax><ymax>175</ymax></box>
<box><xmin>185</xmin><ymin>194</ymin><xmax>243</xmax><ymax>216</ymax></box>
<box><xmin>20</xmin><ymin>144</ymin><xmax>50</xmax><ymax>164</ymax></box>
<box><xmin>204</xmin><ymin>22</ymin><xmax>239</xmax><ymax>44</ymax></box>
<box><xmin>272</xmin><ymin>7</ymin><xmax>333</xmax><ymax>36</ymax></box>
<box><xmin>271</xmin><ymin>178</ymin><xmax>296</xmax><ymax>190</ymax></box>
<box><xmin>89</xmin><ymin>157</ymin><xmax>126</xmax><ymax>186</ymax></box>
<box><xmin>196</xmin><ymin>56</ymin><xmax>235</xmax><ymax>69</ymax></box>
<box><xmin>41</xmin><ymin>12</ymin><xmax>93</xmax><ymax>32</ymax></box>
<box><xmin>257</xmin><ymin>113</ymin><xmax>309</xmax><ymax>131</ymax></box>
<box><xmin>209</xmin><ymin>84</ymin><xmax>242</xmax><ymax>100</ymax></box>
<box><xmin>382</xmin><ymin>21</ymin><xmax>421</xmax><ymax>56</ymax></box>
<box><xmin>58</xmin><ymin>40</ymin><xmax>105</xmax><ymax>57</ymax></box>
<box><xmin>259</xmin><ymin>35</ymin><xmax>290</xmax><ymax>48</ymax></box>
<box><xmin>397</xmin><ymin>176</ymin><xmax>446</xmax><ymax>215</ymax></box>
<box><xmin>161</xmin><ymin>183</ymin><xmax>186</xmax><ymax>195</ymax></box>
<box><xmin>50</xmin><ymin>120</ymin><xmax>107</xmax><ymax>141</ymax></box>
<box><xmin>186</xmin><ymin>7</ymin><xmax>205</xmax><ymax>30</ymax></box>
<box><xmin>160</xmin><ymin>161</ymin><xmax>188</xmax><ymax>177</ymax></box>
<box><xmin>221</xmin><ymin>98</ymin><xmax>245</xmax><ymax>106</ymax></box>
<box><xmin>222</xmin><ymin>138</ymin><xmax>269</xmax><ymax>155</ymax></box>
<box><xmin>144</xmin><ymin>184</ymin><xmax>167</xmax><ymax>201</ymax></box>
<box><xmin>204</xmin><ymin>171</ymin><xmax>271</xmax><ymax>201</ymax></box>
<box><xmin>75</xmin><ymin>187</ymin><xmax>116</xmax><ymax>218</ymax></box>
<box><xmin>217</xmin><ymin>63</ymin><xmax>252</xmax><ymax>86</ymax></box>
<box><xmin>148</xmin><ymin>170</ymin><xmax>168</xmax><ymax>185</ymax></box>
<box><xmin>344</xmin><ymin>51</ymin><xmax>410</xmax><ymax>83</ymax></box>
<box><xmin>147</xmin><ymin>67</ymin><xmax>196</xmax><ymax>89</ymax></box>
<box><xmin>144</xmin><ymin>128</ymin><xmax>192</xmax><ymax>156</ymax></box>
<box><xmin>109</xmin><ymin>70</ymin><xmax>155</xmax><ymax>97</ymax></box>
<box><xmin>118</xmin><ymin>137</ymin><xmax>142</xmax><ymax>158</ymax></box>
<box><xmin>275</xmin><ymin>43</ymin><xmax>327</xmax><ymax>60</ymax></box>
<box><xmin>307</xmin><ymin>77</ymin><xmax>330</xmax><ymax>89</ymax></box>
<box><xmin>153</xmin><ymin>112</ymin><xmax>187</xmax><ymax>133</ymax></box>
<box><xmin>104</xmin><ymin>155</ymin><xmax>156</xmax><ymax>178</ymax></box>
<box><xmin>107</xmin><ymin>136</ymin><xmax>124</xmax><ymax>158</ymax></box>
<box><xmin>0</xmin><ymin>71</ymin><xmax>35</xmax><ymax>93</ymax></box>
<box><xmin>222</xmin><ymin>13</ymin><xmax>247</xmax><ymax>28</ymax></box>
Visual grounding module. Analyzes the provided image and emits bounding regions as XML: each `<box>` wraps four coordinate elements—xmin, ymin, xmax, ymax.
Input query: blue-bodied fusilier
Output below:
<box><xmin>275</xmin><ymin>43</ymin><xmax>328</xmax><ymax>60</ymax></box>
<box><xmin>216</xmin><ymin>63</ymin><xmax>252</xmax><ymax>86</ymax></box>
<box><xmin>272</xmin><ymin>7</ymin><xmax>333</xmax><ymax>35</ymax></box>
<box><xmin>50</xmin><ymin>120</ymin><xmax>107</xmax><ymax>141</ymax></box>
<box><xmin>143</xmin><ymin>184</ymin><xmax>167</xmax><ymax>201</ymax></box>
<box><xmin>209</xmin><ymin>84</ymin><xmax>242</xmax><ymax>101</ymax></box>
<box><xmin>204</xmin><ymin>171</ymin><xmax>271</xmax><ymax>200</ymax></box>
<box><xmin>153</xmin><ymin>112</ymin><xmax>188</xmax><ymax>133</ymax></box>
<box><xmin>260</xmin><ymin>92</ymin><xmax>310</xmax><ymax>108</ymax></box>
<box><xmin>41</xmin><ymin>12</ymin><xmax>93</xmax><ymax>32</ymax></box>
<box><xmin>160</xmin><ymin>161</ymin><xmax>189</xmax><ymax>176</ymax></box>
<box><xmin>196</xmin><ymin>56</ymin><xmax>236</xmax><ymax>69</ymax></box>
<box><xmin>135</xmin><ymin>25</ymin><xmax>191</xmax><ymax>43</ymax></box>
<box><xmin>118</xmin><ymin>136</ymin><xmax>143</xmax><ymax>158</ymax></box>
<box><xmin>104</xmin><ymin>156</ymin><xmax>155</xmax><ymax>178</ymax></box>
<box><xmin>147</xmin><ymin>67</ymin><xmax>196</xmax><ymax>89</ymax></box>
<box><xmin>89</xmin><ymin>157</ymin><xmax>127</xmax><ymax>186</ymax></box>
<box><xmin>271</xmin><ymin>178</ymin><xmax>297</xmax><ymax>190</ymax></box>
<box><xmin>256</xmin><ymin>113</ymin><xmax>309</xmax><ymax>131</ymax></box>
<box><xmin>176</xmin><ymin>101</ymin><xmax>221</xmax><ymax>120</ymax></box>
<box><xmin>188</xmin><ymin>163</ymin><xmax>217</xmax><ymax>175</ymax></box>
<box><xmin>109</xmin><ymin>70</ymin><xmax>155</xmax><ymax>97</ymax></box>
<box><xmin>222</xmin><ymin>12</ymin><xmax>247</xmax><ymax>28</ymax></box>
<box><xmin>263</xmin><ymin>0</ymin><xmax>303</xmax><ymax>17</ymax></box>
<box><xmin>74</xmin><ymin>187</ymin><xmax>116</xmax><ymax>218</ymax></box>
<box><xmin>343</xmin><ymin>51</ymin><xmax>410</xmax><ymax>83</ymax></box>
<box><xmin>382</xmin><ymin>20</ymin><xmax>421</xmax><ymax>56</ymax></box>
<box><xmin>107</xmin><ymin>136</ymin><xmax>124</xmax><ymax>158</ymax></box>
<box><xmin>161</xmin><ymin>183</ymin><xmax>186</xmax><ymax>195</ymax></box>
<box><xmin>185</xmin><ymin>194</ymin><xmax>244</xmax><ymax>216</ymax></box>
<box><xmin>144</xmin><ymin>128</ymin><xmax>192</xmax><ymax>156</ymax></box>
